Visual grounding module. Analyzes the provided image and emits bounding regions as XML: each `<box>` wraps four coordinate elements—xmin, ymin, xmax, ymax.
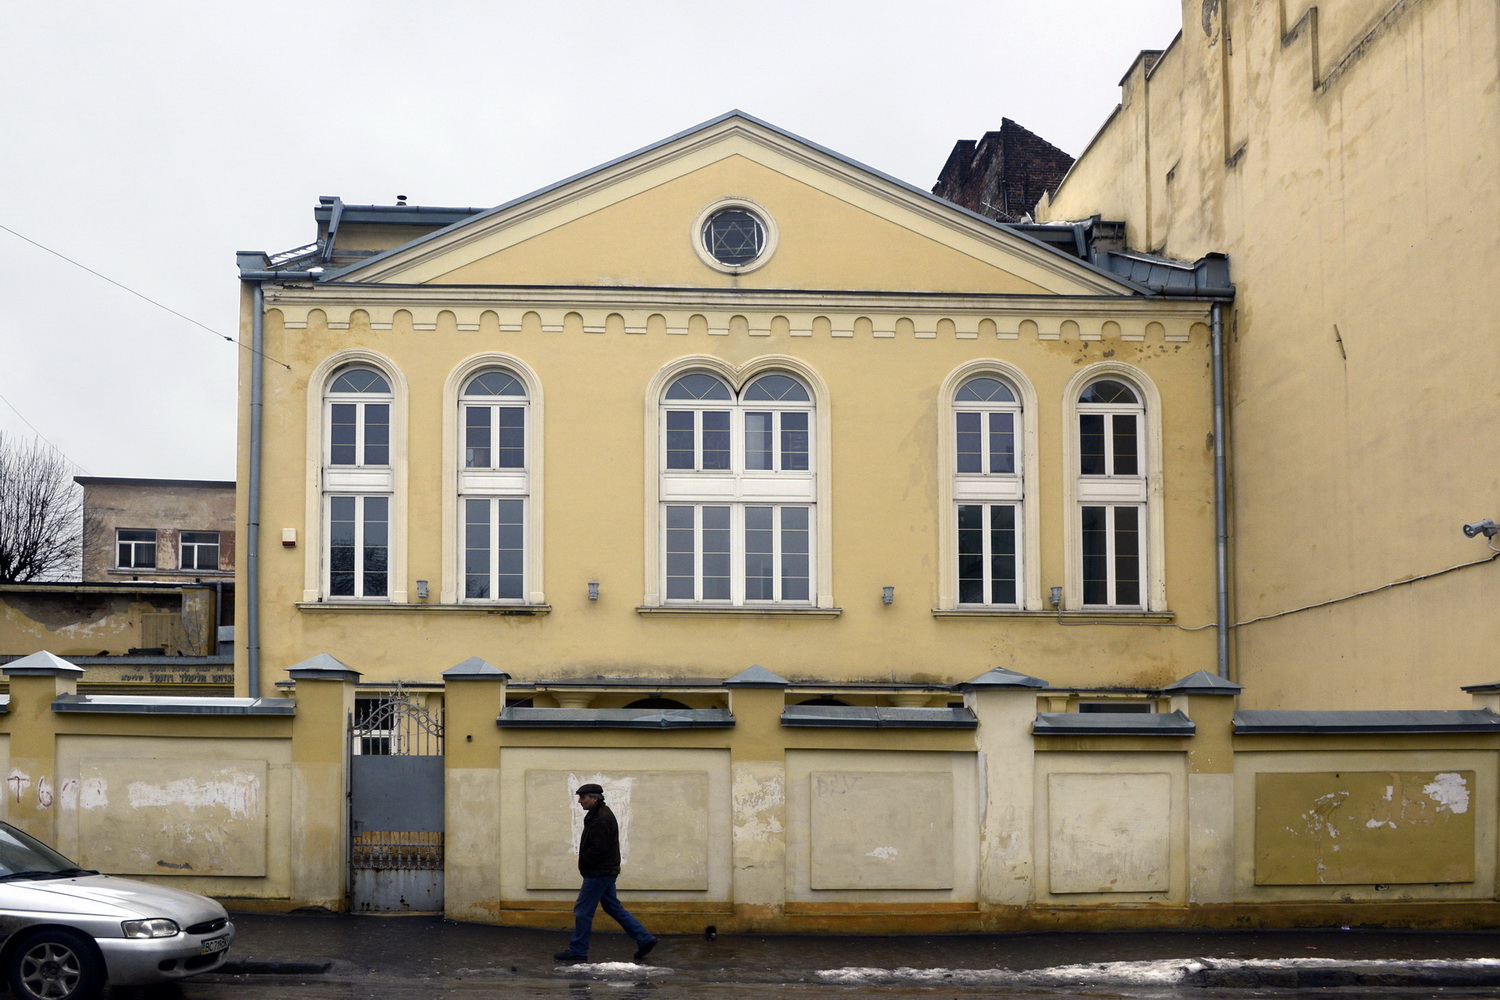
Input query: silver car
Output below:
<box><xmin>0</xmin><ymin>821</ymin><xmax>233</xmax><ymax>1000</ymax></box>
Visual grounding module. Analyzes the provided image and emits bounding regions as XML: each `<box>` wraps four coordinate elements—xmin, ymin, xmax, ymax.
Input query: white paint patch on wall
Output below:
<box><xmin>866</xmin><ymin>846</ymin><xmax>899</xmax><ymax>860</ymax></box>
<box><xmin>1423</xmin><ymin>772</ymin><xmax>1470</xmax><ymax>814</ymax></box>
<box><xmin>732</xmin><ymin>770</ymin><xmax>785</xmax><ymax>841</ymax></box>
<box><xmin>125</xmin><ymin>773</ymin><xmax>260</xmax><ymax>819</ymax></box>
<box><xmin>77</xmin><ymin>779</ymin><xmax>109</xmax><ymax>810</ymax></box>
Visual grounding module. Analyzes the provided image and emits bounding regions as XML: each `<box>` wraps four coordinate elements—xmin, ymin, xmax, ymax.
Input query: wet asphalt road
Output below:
<box><xmin>99</xmin><ymin>913</ymin><xmax>1500</xmax><ymax>999</ymax></box>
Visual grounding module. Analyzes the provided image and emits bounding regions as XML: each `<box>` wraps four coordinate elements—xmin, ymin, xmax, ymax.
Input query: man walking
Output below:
<box><xmin>554</xmin><ymin>783</ymin><xmax>658</xmax><ymax>963</ymax></box>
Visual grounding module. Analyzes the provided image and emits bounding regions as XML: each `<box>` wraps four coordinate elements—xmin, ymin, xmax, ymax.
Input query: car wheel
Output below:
<box><xmin>6</xmin><ymin>929</ymin><xmax>104</xmax><ymax>1000</ymax></box>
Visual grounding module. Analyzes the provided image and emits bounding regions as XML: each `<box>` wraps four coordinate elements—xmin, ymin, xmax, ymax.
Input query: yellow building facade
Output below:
<box><xmin>1040</xmin><ymin>0</ymin><xmax>1500</xmax><ymax>708</ymax></box>
<box><xmin>236</xmin><ymin>113</ymin><xmax>1228</xmax><ymax>704</ymax></box>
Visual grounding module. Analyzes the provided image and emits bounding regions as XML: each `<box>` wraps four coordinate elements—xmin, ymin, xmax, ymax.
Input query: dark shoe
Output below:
<box><xmin>633</xmin><ymin>938</ymin><xmax>657</xmax><ymax>962</ymax></box>
<box><xmin>554</xmin><ymin>951</ymin><xmax>587</xmax><ymax>963</ymax></box>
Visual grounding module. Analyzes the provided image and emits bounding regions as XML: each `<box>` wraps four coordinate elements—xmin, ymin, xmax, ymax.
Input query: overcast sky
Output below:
<box><xmin>1</xmin><ymin>1</ymin><xmax>1182</xmax><ymax>483</ymax></box>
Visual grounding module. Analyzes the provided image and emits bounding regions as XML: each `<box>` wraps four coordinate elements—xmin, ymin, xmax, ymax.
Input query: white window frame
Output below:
<box><xmin>324</xmin><ymin>493</ymin><xmax>391</xmax><ymax>600</ymax></box>
<box><xmin>304</xmin><ymin>351</ymin><xmax>408</xmax><ymax>603</ymax></box>
<box><xmin>116</xmin><ymin>528</ymin><xmax>157</xmax><ymax>570</ymax></box>
<box><xmin>441</xmin><ymin>355</ymin><xmax>544</xmax><ymax>605</ymax></box>
<box><xmin>1062</xmin><ymin>364</ymin><xmax>1164</xmax><ymax>612</ymax></box>
<box><xmin>179</xmin><ymin>530</ymin><xmax>220</xmax><ymax>571</ymax></box>
<box><xmin>937</xmin><ymin>361</ymin><xmax>1040</xmax><ymax>610</ymax></box>
<box><xmin>644</xmin><ymin>356</ymin><xmax>830</xmax><ymax>608</ymax></box>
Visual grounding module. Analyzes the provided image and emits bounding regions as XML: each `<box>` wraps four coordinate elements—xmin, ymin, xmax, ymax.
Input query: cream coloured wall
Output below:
<box><xmin>1042</xmin><ymin>0</ymin><xmax>1500</xmax><ymax>708</ymax></box>
<box><xmin>236</xmin><ymin>117</ymin><xmax>1223</xmax><ymax>699</ymax></box>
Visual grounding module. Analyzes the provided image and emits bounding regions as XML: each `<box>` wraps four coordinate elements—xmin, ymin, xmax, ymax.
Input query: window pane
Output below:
<box><xmin>988</xmin><ymin>505</ymin><xmax>1017</xmax><ymax>605</ymax></box>
<box><xmin>780</xmin><ymin>506</ymin><xmax>810</xmax><ymax>601</ymax></box>
<box><xmin>957</xmin><ymin>377</ymin><xmax>1015</xmax><ymax>403</ymax></box>
<box><xmin>745</xmin><ymin>506</ymin><xmax>774</xmax><ymax>599</ymax></box>
<box><xmin>465</xmin><ymin>371</ymin><xmax>524</xmax><ymax>397</ymax></box>
<box><xmin>665</xmin><ymin>374</ymin><xmax>731</xmax><ymax>400</ymax></box>
<box><xmin>702</xmin><ymin>411</ymin><xmax>731</xmax><ymax>470</ymax></box>
<box><xmin>745</xmin><ymin>412</ymin><xmax>773</xmax><ymax>471</ymax></box>
<box><xmin>957</xmin><ymin>504</ymin><xmax>984</xmax><ymax>604</ymax></box>
<box><xmin>1081</xmin><ymin>506</ymin><xmax>1109</xmax><ymax>605</ymax></box>
<box><xmin>329</xmin><ymin>496</ymin><xmax>356</xmax><ymax>596</ymax></box>
<box><xmin>495</xmin><ymin>499</ymin><xmax>524</xmax><ymax>600</ymax></box>
<box><xmin>745</xmin><ymin>374</ymin><xmax>808</xmax><ymax>401</ymax></box>
<box><xmin>465</xmin><ymin>499</ymin><xmax>490</xmax><ymax>599</ymax></box>
<box><xmin>1112</xmin><ymin>414</ymin><xmax>1139</xmax><ymax>476</ymax></box>
<box><xmin>364</xmin><ymin>404</ymin><xmax>390</xmax><ymax>466</ymax></box>
<box><xmin>702</xmin><ymin>506</ymin><xmax>731</xmax><ymax>600</ymax></box>
<box><xmin>1080</xmin><ymin>380</ymin><xmax>1135</xmax><ymax>404</ymax></box>
<box><xmin>956</xmin><ymin>412</ymin><xmax>982</xmax><ymax>474</ymax></box>
<box><xmin>330</xmin><ymin>403</ymin><xmax>357</xmax><ymax>465</ymax></box>
<box><xmin>363</xmin><ymin>497</ymin><xmax>389</xmax><ymax>598</ymax></box>
<box><xmin>780</xmin><ymin>412</ymin><xmax>809</xmax><ymax>471</ymax></box>
<box><xmin>464</xmin><ymin>407</ymin><xmax>491</xmax><ymax>468</ymax></box>
<box><xmin>497</xmin><ymin>407</ymin><xmax>525</xmax><ymax>469</ymax></box>
<box><xmin>665</xmin><ymin>411</ymin><xmax>695</xmax><ymax>470</ymax></box>
<box><xmin>665</xmin><ymin>506</ymin><xmax>696</xmax><ymax>599</ymax></box>
<box><xmin>1114</xmin><ymin>506</ymin><xmax>1141</xmax><ymax>606</ymax></box>
<box><xmin>1079</xmin><ymin>413</ymin><xmax>1106</xmax><ymax>475</ymax></box>
<box><xmin>988</xmin><ymin>412</ymin><xmax>1015</xmax><ymax>475</ymax></box>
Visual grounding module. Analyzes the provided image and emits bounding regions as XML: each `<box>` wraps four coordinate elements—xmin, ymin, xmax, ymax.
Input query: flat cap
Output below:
<box><xmin>575</xmin><ymin>783</ymin><xmax>604</xmax><ymax>796</ymax></box>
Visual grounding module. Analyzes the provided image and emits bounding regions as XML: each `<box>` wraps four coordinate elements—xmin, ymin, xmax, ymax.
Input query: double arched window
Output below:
<box><xmin>659</xmin><ymin>370</ymin><xmax>815</xmax><ymax>604</ymax></box>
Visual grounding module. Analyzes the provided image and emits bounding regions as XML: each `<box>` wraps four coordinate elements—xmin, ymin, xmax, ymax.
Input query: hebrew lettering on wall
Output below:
<box><xmin>1254</xmin><ymin>771</ymin><xmax>1475</xmax><ymax>886</ymax></box>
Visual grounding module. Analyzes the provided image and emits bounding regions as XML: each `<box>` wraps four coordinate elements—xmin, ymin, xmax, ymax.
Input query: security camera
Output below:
<box><xmin>1462</xmin><ymin>519</ymin><xmax>1499</xmax><ymax>538</ymax></box>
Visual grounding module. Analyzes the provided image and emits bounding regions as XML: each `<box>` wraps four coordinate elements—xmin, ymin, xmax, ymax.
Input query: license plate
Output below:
<box><xmin>200</xmin><ymin>935</ymin><xmax>229</xmax><ymax>956</ymax></box>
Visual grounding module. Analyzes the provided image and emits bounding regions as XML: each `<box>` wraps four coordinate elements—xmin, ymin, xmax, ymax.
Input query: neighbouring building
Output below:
<box><xmin>0</xmin><ymin>477</ymin><xmax>236</xmax><ymax>690</ymax></box>
<box><xmin>1037</xmin><ymin>0</ymin><xmax>1500</xmax><ymax>709</ymax></box>
<box><xmin>932</xmin><ymin>118</ymin><xmax>1075</xmax><ymax>224</ymax></box>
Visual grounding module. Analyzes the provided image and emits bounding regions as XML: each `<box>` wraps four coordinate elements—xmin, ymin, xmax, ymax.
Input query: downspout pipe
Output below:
<box><xmin>241</xmin><ymin>267</ymin><xmax>321</xmax><ymax>696</ymax></box>
<box><xmin>1211</xmin><ymin>302</ymin><xmax>1230</xmax><ymax>677</ymax></box>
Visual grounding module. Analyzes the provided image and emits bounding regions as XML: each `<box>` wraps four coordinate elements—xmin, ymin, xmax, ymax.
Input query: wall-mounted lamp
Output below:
<box><xmin>588</xmin><ymin>581</ymin><xmax>600</xmax><ymax>601</ymax></box>
<box><xmin>1462</xmin><ymin>519</ymin><xmax>1499</xmax><ymax>538</ymax></box>
<box><xmin>881</xmin><ymin>586</ymin><xmax>894</xmax><ymax>606</ymax></box>
<box><xmin>416</xmin><ymin>579</ymin><xmax>429</xmax><ymax>600</ymax></box>
<box><xmin>1049</xmin><ymin>586</ymin><xmax>1063</xmax><ymax>608</ymax></box>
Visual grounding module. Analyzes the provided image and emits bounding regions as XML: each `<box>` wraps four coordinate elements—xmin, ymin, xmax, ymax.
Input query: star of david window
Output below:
<box><xmin>703</xmin><ymin>209</ymin><xmax>766</xmax><ymax>266</ymax></box>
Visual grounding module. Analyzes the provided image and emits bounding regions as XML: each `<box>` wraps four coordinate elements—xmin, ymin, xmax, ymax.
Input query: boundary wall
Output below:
<box><xmin>4</xmin><ymin>653</ymin><xmax>1499</xmax><ymax>932</ymax></box>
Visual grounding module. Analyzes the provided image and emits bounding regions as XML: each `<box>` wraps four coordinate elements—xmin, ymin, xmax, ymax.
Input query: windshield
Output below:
<box><xmin>0</xmin><ymin>822</ymin><xmax>92</xmax><ymax>879</ymax></box>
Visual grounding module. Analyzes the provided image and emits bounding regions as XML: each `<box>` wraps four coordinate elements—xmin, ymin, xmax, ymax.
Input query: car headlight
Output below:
<box><xmin>122</xmin><ymin>918</ymin><xmax>180</xmax><ymax>939</ymax></box>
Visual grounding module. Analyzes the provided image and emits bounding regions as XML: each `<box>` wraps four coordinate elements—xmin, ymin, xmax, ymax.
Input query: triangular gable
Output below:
<box><xmin>327</xmin><ymin>112</ymin><xmax>1143</xmax><ymax>298</ymax></box>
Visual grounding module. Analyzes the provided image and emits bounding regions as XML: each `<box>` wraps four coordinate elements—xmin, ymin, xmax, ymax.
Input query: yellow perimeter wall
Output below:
<box><xmin>6</xmin><ymin>658</ymin><xmax>1500</xmax><ymax>932</ymax></box>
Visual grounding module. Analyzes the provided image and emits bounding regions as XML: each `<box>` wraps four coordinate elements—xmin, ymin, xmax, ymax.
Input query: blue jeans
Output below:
<box><xmin>568</xmin><ymin>875</ymin><xmax>653</xmax><ymax>957</ymax></box>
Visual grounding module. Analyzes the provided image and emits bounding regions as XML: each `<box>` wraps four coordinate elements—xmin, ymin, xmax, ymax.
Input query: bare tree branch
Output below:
<box><xmin>0</xmin><ymin>433</ymin><xmax>82</xmax><ymax>583</ymax></box>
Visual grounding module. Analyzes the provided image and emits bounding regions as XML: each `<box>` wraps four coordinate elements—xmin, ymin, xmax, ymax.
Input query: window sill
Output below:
<box><xmin>637</xmin><ymin>605</ymin><xmax>842</xmax><ymax>619</ymax></box>
<box><xmin>297</xmin><ymin>602</ymin><xmax>552</xmax><ymax>616</ymax></box>
<box><xmin>933</xmin><ymin>609</ymin><xmax>1175</xmax><ymax>624</ymax></box>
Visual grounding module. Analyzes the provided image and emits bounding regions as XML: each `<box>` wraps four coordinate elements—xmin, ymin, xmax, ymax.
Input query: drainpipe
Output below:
<box><xmin>240</xmin><ymin>267</ymin><xmax>321</xmax><ymax>696</ymax></box>
<box><xmin>1211</xmin><ymin>302</ymin><xmax>1230</xmax><ymax>677</ymax></box>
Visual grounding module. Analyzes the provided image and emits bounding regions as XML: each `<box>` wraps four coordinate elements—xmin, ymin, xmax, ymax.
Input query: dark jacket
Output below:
<box><xmin>578</xmin><ymin>802</ymin><xmax>622</xmax><ymax>877</ymax></box>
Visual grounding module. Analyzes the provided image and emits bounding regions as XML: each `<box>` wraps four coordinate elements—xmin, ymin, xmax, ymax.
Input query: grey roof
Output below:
<box><xmin>535</xmin><ymin>675</ymin><xmax>725</xmax><ymax>689</ymax></box>
<box><xmin>780</xmin><ymin>706</ymin><xmax>977</xmax><ymax>729</ymax></box>
<box><xmin>725</xmin><ymin>665</ymin><xmax>789</xmax><ymax>688</ymax></box>
<box><xmin>443</xmin><ymin>657</ymin><xmax>509</xmax><ymax>681</ymax></box>
<box><xmin>1234</xmin><ymin>710</ymin><xmax>1500</xmax><ymax>734</ymax></box>
<box><xmin>52</xmin><ymin>694</ymin><xmax>295</xmax><ymax>716</ymax></box>
<box><xmin>1095</xmin><ymin>250</ymin><xmax>1234</xmax><ymax>300</ymax></box>
<box><xmin>1162</xmin><ymin>670</ymin><xmax>1242</xmax><ymax>695</ymax></box>
<box><xmin>496</xmin><ymin>707</ymin><xmax>734</xmax><ymax>729</ymax></box>
<box><xmin>1033</xmin><ymin>710</ymin><xmax>1196</xmax><ymax>736</ymax></box>
<box><xmin>956</xmin><ymin>666</ymin><xmax>1049</xmax><ymax>690</ymax></box>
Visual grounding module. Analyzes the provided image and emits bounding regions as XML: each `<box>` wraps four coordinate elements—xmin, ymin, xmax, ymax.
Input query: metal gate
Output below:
<box><xmin>349</xmin><ymin>687</ymin><xmax>445</xmax><ymax>912</ymax></box>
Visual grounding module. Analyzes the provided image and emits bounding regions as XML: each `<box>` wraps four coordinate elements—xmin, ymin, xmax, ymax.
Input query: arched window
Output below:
<box><xmin>1076</xmin><ymin>378</ymin><xmax>1147</xmax><ymax>607</ymax></box>
<box><xmin>323</xmin><ymin>365</ymin><xmax>395</xmax><ymax>599</ymax></box>
<box><xmin>953</xmin><ymin>376</ymin><xmax>1024</xmax><ymax>606</ymax></box>
<box><xmin>659</xmin><ymin>371</ymin><xmax>816</xmax><ymax>605</ymax></box>
<box><xmin>459</xmin><ymin>369</ymin><xmax>530</xmax><ymax>601</ymax></box>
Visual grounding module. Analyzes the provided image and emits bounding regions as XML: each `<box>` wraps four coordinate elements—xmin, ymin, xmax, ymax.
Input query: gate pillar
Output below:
<box><xmin>442</xmin><ymin>657</ymin><xmax>508</xmax><ymax>922</ymax></box>
<box><xmin>288</xmin><ymin>653</ymin><xmax>361</xmax><ymax>911</ymax></box>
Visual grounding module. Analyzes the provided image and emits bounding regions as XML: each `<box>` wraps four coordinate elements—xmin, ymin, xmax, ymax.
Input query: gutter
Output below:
<box><xmin>1212</xmin><ymin>302</ymin><xmax>1230</xmax><ymax>677</ymax></box>
<box><xmin>239</xmin><ymin>265</ymin><xmax>323</xmax><ymax>696</ymax></box>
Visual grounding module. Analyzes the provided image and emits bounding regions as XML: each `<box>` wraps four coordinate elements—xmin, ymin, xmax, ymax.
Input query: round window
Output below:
<box><xmin>693</xmin><ymin>199</ymin><xmax>777</xmax><ymax>273</ymax></box>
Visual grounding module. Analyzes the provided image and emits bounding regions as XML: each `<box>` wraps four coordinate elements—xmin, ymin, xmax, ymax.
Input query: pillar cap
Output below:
<box><xmin>725</xmin><ymin>664</ymin><xmax>789</xmax><ymax>688</ymax></box>
<box><xmin>1162</xmin><ymin>669</ymin><xmax>1242</xmax><ymax>695</ymax></box>
<box><xmin>444</xmin><ymin>657</ymin><xmax>510</xmax><ymax>681</ymax></box>
<box><xmin>286</xmin><ymin>653</ymin><xmax>360</xmax><ymax>683</ymax></box>
<box><xmin>3</xmin><ymin>651</ymin><xmax>85</xmax><ymax>678</ymax></box>
<box><xmin>956</xmin><ymin>666</ymin><xmax>1048</xmax><ymax>690</ymax></box>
